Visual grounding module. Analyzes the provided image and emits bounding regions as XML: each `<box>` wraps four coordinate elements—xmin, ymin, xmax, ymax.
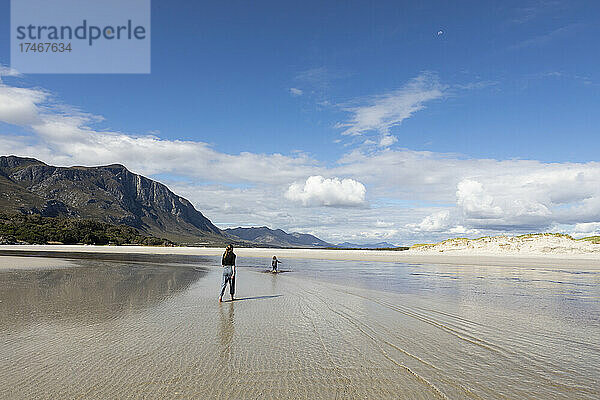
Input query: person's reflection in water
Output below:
<box><xmin>218</xmin><ymin>302</ymin><xmax>235</xmax><ymax>364</ymax></box>
<box><xmin>271</xmin><ymin>271</ymin><xmax>278</xmax><ymax>293</ymax></box>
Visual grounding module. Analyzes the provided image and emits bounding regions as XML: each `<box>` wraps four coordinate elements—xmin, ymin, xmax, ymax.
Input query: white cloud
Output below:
<box><xmin>379</xmin><ymin>134</ymin><xmax>397</xmax><ymax>147</ymax></box>
<box><xmin>570</xmin><ymin>222</ymin><xmax>600</xmax><ymax>238</ymax></box>
<box><xmin>408</xmin><ymin>210</ymin><xmax>452</xmax><ymax>232</ymax></box>
<box><xmin>408</xmin><ymin>210</ymin><xmax>480</xmax><ymax>236</ymax></box>
<box><xmin>448</xmin><ymin>225</ymin><xmax>478</xmax><ymax>235</ymax></box>
<box><xmin>289</xmin><ymin>87</ymin><xmax>303</xmax><ymax>96</ymax></box>
<box><xmin>335</xmin><ymin>72</ymin><xmax>446</xmax><ymax>138</ymax></box>
<box><xmin>0</xmin><ymin>66</ymin><xmax>22</xmax><ymax>80</ymax></box>
<box><xmin>454</xmin><ymin>168</ymin><xmax>599</xmax><ymax>230</ymax></box>
<box><xmin>457</xmin><ymin>180</ymin><xmax>503</xmax><ymax>219</ymax></box>
<box><xmin>0</xmin><ymin>85</ymin><xmax>47</xmax><ymax>125</ymax></box>
<box><xmin>285</xmin><ymin>176</ymin><xmax>366</xmax><ymax>207</ymax></box>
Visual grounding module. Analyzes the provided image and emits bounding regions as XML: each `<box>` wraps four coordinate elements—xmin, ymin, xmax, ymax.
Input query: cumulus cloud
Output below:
<box><xmin>379</xmin><ymin>134</ymin><xmax>397</xmax><ymax>147</ymax></box>
<box><xmin>285</xmin><ymin>176</ymin><xmax>366</xmax><ymax>207</ymax></box>
<box><xmin>408</xmin><ymin>210</ymin><xmax>452</xmax><ymax>232</ymax></box>
<box><xmin>454</xmin><ymin>168</ymin><xmax>597</xmax><ymax>230</ymax></box>
<box><xmin>457</xmin><ymin>180</ymin><xmax>503</xmax><ymax>219</ymax></box>
<box><xmin>408</xmin><ymin>209</ymin><xmax>480</xmax><ymax>236</ymax></box>
<box><xmin>448</xmin><ymin>225</ymin><xmax>478</xmax><ymax>235</ymax></box>
<box><xmin>335</xmin><ymin>72</ymin><xmax>446</xmax><ymax>141</ymax></box>
<box><xmin>337</xmin><ymin>149</ymin><xmax>600</xmax><ymax>226</ymax></box>
<box><xmin>570</xmin><ymin>222</ymin><xmax>600</xmax><ymax>238</ymax></box>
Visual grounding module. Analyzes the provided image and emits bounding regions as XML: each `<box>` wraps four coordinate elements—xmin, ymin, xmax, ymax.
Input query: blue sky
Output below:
<box><xmin>1</xmin><ymin>0</ymin><xmax>600</xmax><ymax>244</ymax></box>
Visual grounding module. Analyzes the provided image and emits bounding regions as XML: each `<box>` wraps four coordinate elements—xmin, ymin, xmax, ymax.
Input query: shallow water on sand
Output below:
<box><xmin>0</xmin><ymin>254</ymin><xmax>598</xmax><ymax>399</ymax></box>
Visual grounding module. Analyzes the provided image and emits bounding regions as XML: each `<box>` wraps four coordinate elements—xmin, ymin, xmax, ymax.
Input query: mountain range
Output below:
<box><xmin>0</xmin><ymin>155</ymin><xmax>222</xmax><ymax>244</ymax></box>
<box><xmin>0</xmin><ymin>156</ymin><xmax>345</xmax><ymax>248</ymax></box>
<box><xmin>224</xmin><ymin>226</ymin><xmax>332</xmax><ymax>248</ymax></box>
<box><xmin>335</xmin><ymin>241</ymin><xmax>398</xmax><ymax>249</ymax></box>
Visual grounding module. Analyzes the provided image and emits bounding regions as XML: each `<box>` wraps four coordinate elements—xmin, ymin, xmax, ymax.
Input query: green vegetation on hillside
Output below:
<box><xmin>409</xmin><ymin>243</ymin><xmax>435</xmax><ymax>249</ymax></box>
<box><xmin>578</xmin><ymin>236</ymin><xmax>600</xmax><ymax>244</ymax></box>
<box><xmin>516</xmin><ymin>233</ymin><xmax>574</xmax><ymax>240</ymax></box>
<box><xmin>0</xmin><ymin>213</ymin><xmax>174</xmax><ymax>246</ymax></box>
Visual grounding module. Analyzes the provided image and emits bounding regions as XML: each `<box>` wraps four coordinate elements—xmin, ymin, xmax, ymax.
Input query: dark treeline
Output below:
<box><xmin>0</xmin><ymin>213</ymin><xmax>174</xmax><ymax>246</ymax></box>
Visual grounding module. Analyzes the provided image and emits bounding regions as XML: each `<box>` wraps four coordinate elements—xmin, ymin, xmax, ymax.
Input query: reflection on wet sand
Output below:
<box><xmin>219</xmin><ymin>302</ymin><xmax>235</xmax><ymax>364</ymax></box>
<box><xmin>0</xmin><ymin>260</ymin><xmax>207</xmax><ymax>331</ymax></box>
<box><xmin>0</xmin><ymin>249</ymin><xmax>217</xmax><ymax>265</ymax></box>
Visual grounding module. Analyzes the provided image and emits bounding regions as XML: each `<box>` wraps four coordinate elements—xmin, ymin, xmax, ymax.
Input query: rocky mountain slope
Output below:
<box><xmin>0</xmin><ymin>156</ymin><xmax>223</xmax><ymax>243</ymax></box>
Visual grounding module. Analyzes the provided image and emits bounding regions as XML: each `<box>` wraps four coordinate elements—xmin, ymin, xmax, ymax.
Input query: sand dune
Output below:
<box><xmin>409</xmin><ymin>234</ymin><xmax>600</xmax><ymax>255</ymax></box>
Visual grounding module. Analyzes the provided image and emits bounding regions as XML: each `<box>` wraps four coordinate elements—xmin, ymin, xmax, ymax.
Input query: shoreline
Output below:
<box><xmin>1</xmin><ymin>244</ymin><xmax>599</xmax><ymax>269</ymax></box>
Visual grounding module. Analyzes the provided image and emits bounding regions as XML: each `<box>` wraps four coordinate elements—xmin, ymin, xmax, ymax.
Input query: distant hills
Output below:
<box><xmin>335</xmin><ymin>241</ymin><xmax>399</xmax><ymax>249</ymax></box>
<box><xmin>223</xmin><ymin>227</ymin><xmax>403</xmax><ymax>249</ymax></box>
<box><xmin>224</xmin><ymin>226</ymin><xmax>332</xmax><ymax>248</ymax></box>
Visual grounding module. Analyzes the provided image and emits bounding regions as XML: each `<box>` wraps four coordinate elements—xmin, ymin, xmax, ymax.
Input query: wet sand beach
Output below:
<box><xmin>1</xmin><ymin>251</ymin><xmax>599</xmax><ymax>399</ymax></box>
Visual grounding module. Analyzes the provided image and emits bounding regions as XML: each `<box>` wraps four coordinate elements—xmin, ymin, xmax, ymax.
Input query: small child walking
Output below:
<box><xmin>271</xmin><ymin>256</ymin><xmax>281</xmax><ymax>272</ymax></box>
